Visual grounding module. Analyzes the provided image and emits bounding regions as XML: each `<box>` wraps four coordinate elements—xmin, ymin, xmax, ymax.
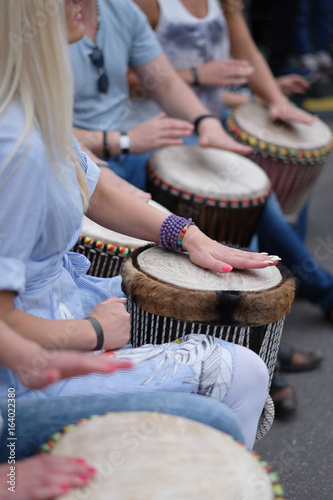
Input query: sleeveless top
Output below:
<box><xmin>121</xmin><ymin>0</ymin><xmax>230</xmax><ymax>130</ymax></box>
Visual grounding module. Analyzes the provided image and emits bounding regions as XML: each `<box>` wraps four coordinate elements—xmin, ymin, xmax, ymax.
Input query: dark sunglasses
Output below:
<box><xmin>89</xmin><ymin>46</ymin><xmax>109</xmax><ymax>94</ymax></box>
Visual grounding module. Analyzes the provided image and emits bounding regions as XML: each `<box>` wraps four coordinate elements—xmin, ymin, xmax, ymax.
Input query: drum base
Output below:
<box><xmin>127</xmin><ymin>299</ymin><xmax>283</xmax><ymax>440</ymax></box>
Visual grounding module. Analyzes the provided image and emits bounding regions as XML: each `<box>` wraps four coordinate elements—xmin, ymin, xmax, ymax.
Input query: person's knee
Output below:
<box><xmin>235</xmin><ymin>346</ymin><xmax>269</xmax><ymax>396</ymax></box>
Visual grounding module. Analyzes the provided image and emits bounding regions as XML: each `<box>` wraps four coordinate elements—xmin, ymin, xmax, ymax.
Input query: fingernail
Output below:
<box><xmin>79</xmin><ymin>475</ymin><xmax>90</xmax><ymax>483</ymax></box>
<box><xmin>60</xmin><ymin>485</ymin><xmax>71</xmax><ymax>492</ymax></box>
<box><xmin>264</xmin><ymin>260</ymin><xmax>274</xmax><ymax>264</ymax></box>
<box><xmin>269</xmin><ymin>255</ymin><xmax>282</xmax><ymax>261</ymax></box>
<box><xmin>86</xmin><ymin>466</ymin><xmax>97</xmax><ymax>474</ymax></box>
<box><xmin>222</xmin><ymin>264</ymin><xmax>233</xmax><ymax>272</ymax></box>
<box><xmin>76</xmin><ymin>458</ymin><xmax>86</xmax><ymax>464</ymax></box>
<box><xmin>260</xmin><ymin>252</ymin><xmax>269</xmax><ymax>255</ymax></box>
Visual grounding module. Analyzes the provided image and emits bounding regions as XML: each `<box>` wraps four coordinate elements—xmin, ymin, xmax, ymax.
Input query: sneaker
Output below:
<box><xmin>300</xmin><ymin>53</ymin><xmax>320</xmax><ymax>72</ymax></box>
<box><xmin>316</xmin><ymin>50</ymin><xmax>333</xmax><ymax>69</ymax></box>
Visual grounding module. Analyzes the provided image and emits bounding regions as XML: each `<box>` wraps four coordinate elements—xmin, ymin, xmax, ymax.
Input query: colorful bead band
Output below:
<box><xmin>159</xmin><ymin>215</ymin><xmax>195</xmax><ymax>252</ymax></box>
<box><xmin>226</xmin><ymin>114</ymin><xmax>333</xmax><ymax>164</ymax></box>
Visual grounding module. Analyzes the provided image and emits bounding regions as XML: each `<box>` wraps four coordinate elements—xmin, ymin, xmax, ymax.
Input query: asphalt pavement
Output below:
<box><xmin>254</xmin><ymin>115</ymin><xmax>333</xmax><ymax>500</ymax></box>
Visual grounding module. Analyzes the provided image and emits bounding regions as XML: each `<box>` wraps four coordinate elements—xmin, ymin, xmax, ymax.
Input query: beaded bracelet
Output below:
<box><xmin>159</xmin><ymin>214</ymin><xmax>195</xmax><ymax>252</ymax></box>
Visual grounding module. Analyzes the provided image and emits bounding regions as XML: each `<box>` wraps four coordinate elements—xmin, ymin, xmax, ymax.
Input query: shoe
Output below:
<box><xmin>280</xmin><ymin>349</ymin><xmax>323</xmax><ymax>373</ymax></box>
<box><xmin>316</xmin><ymin>51</ymin><xmax>333</xmax><ymax>70</ymax></box>
<box><xmin>300</xmin><ymin>53</ymin><xmax>320</xmax><ymax>72</ymax></box>
<box><xmin>271</xmin><ymin>386</ymin><xmax>297</xmax><ymax>419</ymax></box>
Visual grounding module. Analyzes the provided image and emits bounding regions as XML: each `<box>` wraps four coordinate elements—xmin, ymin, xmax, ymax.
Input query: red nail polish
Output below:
<box><xmin>60</xmin><ymin>485</ymin><xmax>71</xmax><ymax>492</ymax></box>
<box><xmin>79</xmin><ymin>474</ymin><xmax>90</xmax><ymax>483</ymax></box>
<box><xmin>75</xmin><ymin>458</ymin><xmax>86</xmax><ymax>464</ymax></box>
<box><xmin>222</xmin><ymin>264</ymin><xmax>233</xmax><ymax>272</ymax></box>
<box><xmin>86</xmin><ymin>466</ymin><xmax>97</xmax><ymax>474</ymax></box>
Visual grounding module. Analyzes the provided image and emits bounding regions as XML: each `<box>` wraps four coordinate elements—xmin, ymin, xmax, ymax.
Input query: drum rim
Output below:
<box><xmin>121</xmin><ymin>244</ymin><xmax>296</xmax><ymax>326</ymax></box>
<box><xmin>75</xmin><ymin>234</ymin><xmax>134</xmax><ymax>257</ymax></box>
<box><xmin>227</xmin><ymin>112</ymin><xmax>333</xmax><ymax>164</ymax></box>
<box><xmin>42</xmin><ymin>412</ymin><xmax>285</xmax><ymax>500</ymax></box>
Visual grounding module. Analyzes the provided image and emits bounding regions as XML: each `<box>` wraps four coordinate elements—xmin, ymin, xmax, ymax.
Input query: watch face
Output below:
<box><xmin>120</xmin><ymin>133</ymin><xmax>130</xmax><ymax>153</ymax></box>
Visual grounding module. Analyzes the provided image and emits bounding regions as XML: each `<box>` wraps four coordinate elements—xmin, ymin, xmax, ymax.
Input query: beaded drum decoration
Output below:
<box><xmin>72</xmin><ymin>200</ymin><xmax>171</xmax><ymax>278</ymax></box>
<box><xmin>226</xmin><ymin>102</ymin><xmax>333</xmax><ymax>223</ymax></box>
<box><xmin>147</xmin><ymin>146</ymin><xmax>271</xmax><ymax>247</ymax></box>
<box><xmin>122</xmin><ymin>244</ymin><xmax>295</xmax><ymax>439</ymax></box>
<box><xmin>43</xmin><ymin>412</ymin><xmax>285</xmax><ymax>500</ymax></box>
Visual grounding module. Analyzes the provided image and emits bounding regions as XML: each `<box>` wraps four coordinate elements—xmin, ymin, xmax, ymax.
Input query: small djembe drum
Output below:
<box><xmin>147</xmin><ymin>146</ymin><xmax>271</xmax><ymax>247</ymax></box>
<box><xmin>122</xmin><ymin>245</ymin><xmax>295</xmax><ymax>438</ymax></box>
<box><xmin>72</xmin><ymin>201</ymin><xmax>171</xmax><ymax>278</ymax></box>
<box><xmin>44</xmin><ymin>412</ymin><xmax>285</xmax><ymax>500</ymax></box>
<box><xmin>226</xmin><ymin>102</ymin><xmax>333</xmax><ymax>223</ymax></box>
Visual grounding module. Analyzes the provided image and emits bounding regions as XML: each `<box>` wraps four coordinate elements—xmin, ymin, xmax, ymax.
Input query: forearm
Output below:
<box><xmin>226</xmin><ymin>10</ymin><xmax>286</xmax><ymax>106</ymax></box>
<box><xmin>73</xmin><ymin>127</ymin><xmax>122</xmax><ymax>158</ymax></box>
<box><xmin>0</xmin><ymin>292</ymin><xmax>96</xmax><ymax>351</ymax></box>
<box><xmin>137</xmin><ymin>54</ymin><xmax>210</xmax><ymax>122</ymax></box>
<box><xmin>87</xmin><ymin>169</ymin><xmax>165</xmax><ymax>241</ymax></box>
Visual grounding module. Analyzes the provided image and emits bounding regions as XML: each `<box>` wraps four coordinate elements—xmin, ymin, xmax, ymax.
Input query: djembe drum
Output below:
<box><xmin>44</xmin><ymin>412</ymin><xmax>285</xmax><ymax>500</ymax></box>
<box><xmin>73</xmin><ymin>201</ymin><xmax>170</xmax><ymax>278</ymax></box>
<box><xmin>147</xmin><ymin>146</ymin><xmax>271</xmax><ymax>246</ymax></box>
<box><xmin>122</xmin><ymin>245</ymin><xmax>295</xmax><ymax>438</ymax></box>
<box><xmin>226</xmin><ymin>102</ymin><xmax>333</xmax><ymax>223</ymax></box>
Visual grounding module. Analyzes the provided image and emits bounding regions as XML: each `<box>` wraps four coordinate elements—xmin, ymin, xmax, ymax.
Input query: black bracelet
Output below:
<box><xmin>193</xmin><ymin>114</ymin><xmax>220</xmax><ymax>134</ymax></box>
<box><xmin>103</xmin><ymin>130</ymin><xmax>110</xmax><ymax>159</ymax></box>
<box><xmin>191</xmin><ymin>67</ymin><xmax>199</xmax><ymax>86</ymax></box>
<box><xmin>86</xmin><ymin>316</ymin><xmax>104</xmax><ymax>351</ymax></box>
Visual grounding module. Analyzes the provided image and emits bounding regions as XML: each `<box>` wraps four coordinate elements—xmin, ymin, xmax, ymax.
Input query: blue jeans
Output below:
<box><xmin>295</xmin><ymin>0</ymin><xmax>333</xmax><ymax>54</ymax></box>
<box><xmin>257</xmin><ymin>192</ymin><xmax>333</xmax><ymax>313</ymax></box>
<box><xmin>0</xmin><ymin>393</ymin><xmax>244</xmax><ymax>462</ymax></box>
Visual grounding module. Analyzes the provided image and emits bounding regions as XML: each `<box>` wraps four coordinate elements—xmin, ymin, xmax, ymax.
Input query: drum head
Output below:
<box><xmin>149</xmin><ymin>146</ymin><xmax>271</xmax><ymax>201</ymax></box>
<box><xmin>122</xmin><ymin>245</ymin><xmax>295</xmax><ymax>326</ymax></box>
<box><xmin>137</xmin><ymin>245</ymin><xmax>282</xmax><ymax>292</ymax></box>
<box><xmin>48</xmin><ymin>412</ymin><xmax>281</xmax><ymax>500</ymax></box>
<box><xmin>233</xmin><ymin>102</ymin><xmax>332</xmax><ymax>150</ymax></box>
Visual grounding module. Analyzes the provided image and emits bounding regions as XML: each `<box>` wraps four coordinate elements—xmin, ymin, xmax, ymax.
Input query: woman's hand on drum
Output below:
<box><xmin>198</xmin><ymin>118</ymin><xmax>253</xmax><ymax>155</ymax></box>
<box><xmin>0</xmin><ymin>455</ymin><xmax>97</xmax><ymax>500</ymax></box>
<box><xmin>269</xmin><ymin>98</ymin><xmax>316</xmax><ymax>125</ymax></box>
<box><xmin>88</xmin><ymin>297</ymin><xmax>131</xmax><ymax>350</ymax></box>
<box><xmin>182</xmin><ymin>227</ymin><xmax>280</xmax><ymax>273</ymax></box>
<box><xmin>196</xmin><ymin>59</ymin><xmax>254</xmax><ymax>87</ymax></box>
<box><xmin>128</xmin><ymin>113</ymin><xmax>194</xmax><ymax>154</ymax></box>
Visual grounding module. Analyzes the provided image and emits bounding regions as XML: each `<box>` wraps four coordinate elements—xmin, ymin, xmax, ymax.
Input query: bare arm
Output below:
<box><xmin>224</xmin><ymin>5</ymin><xmax>314</xmax><ymax>123</ymax></box>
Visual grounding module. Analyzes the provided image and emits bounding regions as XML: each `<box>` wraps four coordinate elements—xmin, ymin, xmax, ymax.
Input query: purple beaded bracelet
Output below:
<box><xmin>159</xmin><ymin>215</ymin><xmax>195</xmax><ymax>252</ymax></box>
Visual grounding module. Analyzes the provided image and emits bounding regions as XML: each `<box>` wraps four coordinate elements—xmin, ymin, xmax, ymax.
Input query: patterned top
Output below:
<box><xmin>121</xmin><ymin>0</ymin><xmax>230</xmax><ymax>129</ymax></box>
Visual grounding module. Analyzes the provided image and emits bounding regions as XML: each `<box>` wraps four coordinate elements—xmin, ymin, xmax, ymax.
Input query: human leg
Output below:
<box><xmin>257</xmin><ymin>192</ymin><xmax>333</xmax><ymax>314</ymax></box>
<box><xmin>0</xmin><ymin>392</ymin><xmax>244</xmax><ymax>462</ymax></box>
<box><xmin>9</xmin><ymin>335</ymin><xmax>266</xmax><ymax>450</ymax></box>
<box><xmin>314</xmin><ymin>0</ymin><xmax>333</xmax><ymax>54</ymax></box>
<box><xmin>223</xmin><ymin>345</ymin><xmax>268</xmax><ymax>449</ymax></box>
<box><xmin>294</xmin><ymin>0</ymin><xmax>314</xmax><ymax>56</ymax></box>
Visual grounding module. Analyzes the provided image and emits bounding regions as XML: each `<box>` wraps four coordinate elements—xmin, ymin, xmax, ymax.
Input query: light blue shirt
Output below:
<box><xmin>69</xmin><ymin>0</ymin><xmax>162</xmax><ymax>131</ymax></box>
<box><xmin>0</xmin><ymin>100</ymin><xmax>123</xmax><ymax>322</ymax></box>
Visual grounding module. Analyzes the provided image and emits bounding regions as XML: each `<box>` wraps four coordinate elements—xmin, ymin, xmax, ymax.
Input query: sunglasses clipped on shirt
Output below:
<box><xmin>89</xmin><ymin>46</ymin><xmax>109</xmax><ymax>94</ymax></box>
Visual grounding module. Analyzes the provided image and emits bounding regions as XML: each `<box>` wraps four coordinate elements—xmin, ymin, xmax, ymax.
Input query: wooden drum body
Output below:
<box><xmin>147</xmin><ymin>146</ymin><xmax>271</xmax><ymax>247</ymax></box>
<box><xmin>46</xmin><ymin>412</ymin><xmax>285</xmax><ymax>500</ymax></box>
<box><xmin>72</xmin><ymin>201</ymin><xmax>170</xmax><ymax>278</ymax></box>
<box><xmin>226</xmin><ymin>102</ymin><xmax>333</xmax><ymax>223</ymax></box>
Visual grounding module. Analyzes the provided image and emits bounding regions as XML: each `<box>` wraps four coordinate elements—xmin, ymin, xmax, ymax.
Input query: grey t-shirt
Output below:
<box><xmin>70</xmin><ymin>0</ymin><xmax>162</xmax><ymax>131</ymax></box>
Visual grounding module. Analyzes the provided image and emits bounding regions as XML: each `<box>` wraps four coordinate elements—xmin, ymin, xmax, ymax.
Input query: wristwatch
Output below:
<box><xmin>119</xmin><ymin>131</ymin><xmax>130</xmax><ymax>154</ymax></box>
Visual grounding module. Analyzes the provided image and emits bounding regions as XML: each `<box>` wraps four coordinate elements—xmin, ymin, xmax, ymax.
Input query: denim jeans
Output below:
<box><xmin>295</xmin><ymin>0</ymin><xmax>333</xmax><ymax>54</ymax></box>
<box><xmin>0</xmin><ymin>393</ymin><xmax>244</xmax><ymax>462</ymax></box>
<box><xmin>258</xmin><ymin>192</ymin><xmax>333</xmax><ymax>313</ymax></box>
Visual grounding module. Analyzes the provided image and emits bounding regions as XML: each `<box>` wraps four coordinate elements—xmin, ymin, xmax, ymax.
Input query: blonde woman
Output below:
<box><xmin>0</xmin><ymin>0</ymin><xmax>280</xmax><ymax>449</ymax></box>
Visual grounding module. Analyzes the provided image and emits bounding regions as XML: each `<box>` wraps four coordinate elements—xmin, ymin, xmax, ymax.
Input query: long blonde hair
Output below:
<box><xmin>0</xmin><ymin>0</ymin><xmax>89</xmax><ymax>210</ymax></box>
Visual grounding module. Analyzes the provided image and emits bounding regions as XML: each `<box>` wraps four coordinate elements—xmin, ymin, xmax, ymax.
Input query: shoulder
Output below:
<box><xmin>220</xmin><ymin>0</ymin><xmax>244</xmax><ymax>14</ymax></box>
<box><xmin>131</xmin><ymin>0</ymin><xmax>160</xmax><ymax>29</ymax></box>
